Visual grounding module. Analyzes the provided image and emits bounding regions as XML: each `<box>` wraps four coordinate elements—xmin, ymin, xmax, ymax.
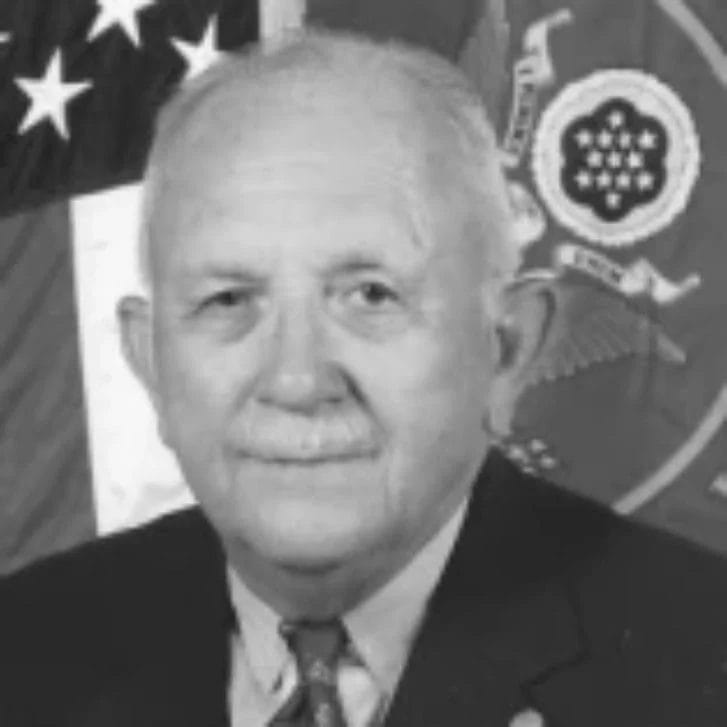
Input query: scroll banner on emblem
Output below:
<box><xmin>492</xmin><ymin>0</ymin><xmax>727</xmax><ymax>554</ymax></box>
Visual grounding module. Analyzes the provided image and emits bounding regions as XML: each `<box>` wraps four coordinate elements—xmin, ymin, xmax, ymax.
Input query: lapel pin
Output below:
<box><xmin>510</xmin><ymin>708</ymin><xmax>545</xmax><ymax>727</ymax></box>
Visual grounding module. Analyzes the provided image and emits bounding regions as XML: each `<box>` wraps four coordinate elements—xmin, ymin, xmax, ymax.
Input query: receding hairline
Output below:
<box><xmin>152</xmin><ymin>30</ymin><xmax>487</xmax><ymax>158</ymax></box>
<box><xmin>138</xmin><ymin>29</ymin><xmax>519</xmax><ymax>315</ymax></box>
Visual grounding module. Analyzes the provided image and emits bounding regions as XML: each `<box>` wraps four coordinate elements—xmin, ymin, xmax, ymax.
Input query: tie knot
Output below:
<box><xmin>280</xmin><ymin>619</ymin><xmax>348</xmax><ymax>685</ymax></box>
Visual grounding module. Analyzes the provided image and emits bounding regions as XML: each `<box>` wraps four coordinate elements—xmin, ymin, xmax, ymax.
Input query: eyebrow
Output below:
<box><xmin>325</xmin><ymin>254</ymin><xmax>391</xmax><ymax>276</ymax></box>
<box><xmin>321</xmin><ymin>236</ymin><xmax>425</xmax><ymax>273</ymax></box>
<box><xmin>175</xmin><ymin>264</ymin><xmax>267</xmax><ymax>288</ymax></box>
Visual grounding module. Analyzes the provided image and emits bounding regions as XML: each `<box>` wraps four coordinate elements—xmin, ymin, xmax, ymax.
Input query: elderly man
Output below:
<box><xmin>2</xmin><ymin>29</ymin><xmax>727</xmax><ymax>727</ymax></box>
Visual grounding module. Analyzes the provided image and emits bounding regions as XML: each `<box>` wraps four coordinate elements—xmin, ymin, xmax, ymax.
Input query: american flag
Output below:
<box><xmin>0</xmin><ymin>0</ymin><xmax>257</xmax><ymax>574</ymax></box>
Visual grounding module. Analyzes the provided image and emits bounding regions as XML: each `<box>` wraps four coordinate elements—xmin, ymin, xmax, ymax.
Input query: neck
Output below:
<box><xmin>224</xmin><ymin>535</ymin><xmax>415</xmax><ymax>620</ymax></box>
<box><xmin>223</xmin><ymin>453</ymin><xmax>486</xmax><ymax>620</ymax></box>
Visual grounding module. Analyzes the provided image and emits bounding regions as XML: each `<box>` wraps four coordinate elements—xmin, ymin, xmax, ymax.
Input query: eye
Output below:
<box><xmin>328</xmin><ymin>275</ymin><xmax>411</xmax><ymax>337</ymax></box>
<box><xmin>202</xmin><ymin>287</ymin><xmax>256</xmax><ymax>310</ymax></box>
<box><xmin>192</xmin><ymin>285</ymin><xmax>264</xmax><ymax>336</ymax></box>
<box><xmin>347</xmin><ymin>280</ymin><xmax>400</xmax><ymax>309</ymax></box>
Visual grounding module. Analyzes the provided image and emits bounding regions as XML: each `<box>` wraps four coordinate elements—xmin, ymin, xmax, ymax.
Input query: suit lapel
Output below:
<box><xmin>78</xmin><ymin>656</ymin><xmax>230</xmax><ymax>727</ymax></box>
<box><xmin>79</xmin><ymin>510</ymin><xmax>236</xmax><ymax>727</ymax></box>
<box><xmin>385</xmin><ymin>453</ymin><xmax>588</xmax><ymax>727</ymax></box>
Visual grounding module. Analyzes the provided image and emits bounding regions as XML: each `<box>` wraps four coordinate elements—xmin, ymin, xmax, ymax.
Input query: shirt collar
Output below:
<box><xmin>227</xmin><ymin>567</ymin><xmax>289</xmax><ymax>695</ymax></box>
<box><xmin>227</xmin><ymin>497</ymin><xmax>468</xmax><ymax>698</ymax></box>
<box><xmin>344</xmin><ymin>499</ymin><xmax>468</xmax><ymax>693</ymax></box>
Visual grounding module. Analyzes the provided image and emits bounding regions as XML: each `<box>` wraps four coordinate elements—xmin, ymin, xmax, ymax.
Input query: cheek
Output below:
<box><xmin>355</xmin><ymin>317</ymin><xmax>494</xmax><ymax>450</ymax></box>
<box><xmin>153</xmin><ymin>332</ymin><xmax>248</xmax><ymax>452</ymax></box>
<box><xmin>357</xmin><ymin>333</ymin><xmax>491</xmax><ymax>530</ymax></box>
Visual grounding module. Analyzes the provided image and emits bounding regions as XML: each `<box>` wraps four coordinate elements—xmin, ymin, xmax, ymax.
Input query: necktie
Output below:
<box><xmin>268</xmin><ymin>619</ymin><xmax>349</xmax><ymax>727</ymax></box>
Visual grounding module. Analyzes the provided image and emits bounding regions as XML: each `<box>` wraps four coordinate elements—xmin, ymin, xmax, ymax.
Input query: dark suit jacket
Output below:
<box><xmin>2</xmin><ymin>451</ymin><xmax>727</xmax><ymax>726</ymax></box>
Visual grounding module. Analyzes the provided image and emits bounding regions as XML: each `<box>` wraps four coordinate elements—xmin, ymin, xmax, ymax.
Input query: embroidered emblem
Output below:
<box><xmin>473</xmin><ymin>4</ymin><xmax>727</xmax><ymax>536</ymax></box>
<box><xmin>501</xmin><ymin>9</ymin><xmax>573</xmax><ymax>169</ymax></box>
<box><xmin>508</xmin><ymin>180</ymin><xmax>547</xmax><ymax>249</ymax></box>
<box><xmin>502</xmin><ymin>438</ymin><xmax>559</xmax><ymax>475</ymax></box>
<box><xmin>532</xmin><ymin>69</ymin><xmax>701</xmax><ymax>247</ymax></box>
<box><xmin>552</xmin><ymin>244</ymin><xmax>700</xmax><ymax>306</ymax></box>
<box><xmin>508</xmin><ymin>265</ymin><xmax>686</xmax><ymax>394</ymax></box>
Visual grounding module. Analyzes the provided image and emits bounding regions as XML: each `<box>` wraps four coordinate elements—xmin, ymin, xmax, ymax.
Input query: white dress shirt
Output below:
<box><xmin>227</xmin><ymin>500</ymin><xmax>468</xmax><ymax>727</ymax></box>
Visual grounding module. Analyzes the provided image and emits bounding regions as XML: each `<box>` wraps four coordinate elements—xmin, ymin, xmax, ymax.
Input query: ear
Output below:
<box><xmin>487</xmin><ymin>282</ymin><xmax>549</xmax><ymax>437</ymax></box>
<box><xmin>117</xmin><ymin>295</ymin><xmax>167</xmax><ymax>442</ymax></box>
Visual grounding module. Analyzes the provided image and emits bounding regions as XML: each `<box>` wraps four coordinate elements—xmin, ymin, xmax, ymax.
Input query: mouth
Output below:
<box><xmin>237</xmin><ymin>442</ymin><xmax>379</xmax><ymax>466</ymax></box>
<box><xmin>247</xmin><ymin>455</ymin><xmax>375</xmax><ymax>470</ymax></box>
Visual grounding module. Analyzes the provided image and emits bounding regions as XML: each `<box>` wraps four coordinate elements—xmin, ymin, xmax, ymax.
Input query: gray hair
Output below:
<box><xmin>138</xmin><ymin>28</ymin><xmax>519</xmax><ymax>316</ymax></box>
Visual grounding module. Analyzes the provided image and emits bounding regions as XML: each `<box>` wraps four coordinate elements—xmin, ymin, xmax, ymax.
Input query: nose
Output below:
<box><xmin>256</xmin><ymin>299</ymin><xmax>348</xmax><ymax>412</ymax></box>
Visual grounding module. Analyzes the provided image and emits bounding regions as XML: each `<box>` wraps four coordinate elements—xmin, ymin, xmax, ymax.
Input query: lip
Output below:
<box><xmin>236</xmin><ymin>445</ymin><xmax>380</xmax><ymax>466</ymax></box>
<box><xmin>246</xmin><ymin>455</ymin><xmax>374</xmax><ymax>468</ymax></box>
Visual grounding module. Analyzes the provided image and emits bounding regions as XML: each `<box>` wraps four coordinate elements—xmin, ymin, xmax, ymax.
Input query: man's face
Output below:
<box><xmin>130</xmin><ymin>121</ymin><xmax>506</xmax><ymax>574</ymax></box>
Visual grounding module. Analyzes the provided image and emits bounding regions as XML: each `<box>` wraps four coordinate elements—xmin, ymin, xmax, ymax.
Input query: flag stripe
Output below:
<box><xmin>0</xmin><ymin>203</ymin><xmax>93</xmax><ymax>573</ymax></box>
<box><xmin>70</xmin><ymin>184</ymin><xmax>192</xmax><ymax>536</ymax></box>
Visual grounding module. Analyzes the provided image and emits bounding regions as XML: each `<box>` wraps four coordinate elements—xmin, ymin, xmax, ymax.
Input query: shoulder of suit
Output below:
<box><xmin>485</xmin><ymin>451</ymin><xmax>727</xmax><ymax>653</ymax></box>
<box><xmin>485</xmin><ymin>448</ymin><xmax>727</xmax><ymax>575</ymax></box>
<box><xmin>0</xmin><ymin>506</ymin><xmax>219</xmax><ymax>606</ymax></box>
<box><xmin>479</xmin><ymin>454</ymin><xmax>727</xmax><ymax>604</ymax></box>
<box><xmin>0</xmin><ymin>507</ymin><xmax>228</xmax><ymax>701</ymax></box>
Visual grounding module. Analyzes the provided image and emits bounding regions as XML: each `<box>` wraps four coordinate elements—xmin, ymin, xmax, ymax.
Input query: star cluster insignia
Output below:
<box><xmin>501</xmin><ymin>437</ymin><xmax>561</xmax><ymax>476</ymax></box>
<box><xmin>563</xmin><ymin>98</ymin><xmax>668</xmax><ymax>222</ymax></box>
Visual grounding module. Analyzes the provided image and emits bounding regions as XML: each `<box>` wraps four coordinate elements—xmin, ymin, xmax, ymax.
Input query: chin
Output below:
<box><xmin>240</xmin><ymin>498</ymin><xmax>388</xmax><ymax>572</ymax></box>
<box><xmin>199</xmin><ymin>455</ymin><xmax>395</xmax><ymax>571</ymax></box>
<box><xmin>265</xmin><ymin>546</ymin><xmax>353</xmax><ymax>576</ymax></box>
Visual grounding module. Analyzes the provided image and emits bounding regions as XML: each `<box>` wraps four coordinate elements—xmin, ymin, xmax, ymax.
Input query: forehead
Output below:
<box><xmin>161</xmin><ymin>173</ymin><xmax>413</xmax><ymax>247</ymax></box>
<box><xmin>147</xmin><ymin>113</ymin><xmax>464</xmax><ymax>265</ymax></box>
<box><xmin>152</xmin><ymin>54</ymin><xmax>461</xmax><ymax>215</ymax></box>
<box><xmin>149</xmin><ymin>159</ymin><xmax>439</xmax><ymax>288</ymax></box>
<box><xmin>143</xmin><ymin>62</ymin><xmax>481</xmax><ymax>282</ymax></box>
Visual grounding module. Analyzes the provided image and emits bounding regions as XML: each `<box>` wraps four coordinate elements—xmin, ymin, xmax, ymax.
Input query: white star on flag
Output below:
<box><xmin>88</xmin><ymin>0</ymin><xmax>156</xmax><ymax>47</ymax></box>
<box><xmin>171</xmin><ymin>16</ymin><xmax>224</xmax><ymax>82</ymax></box>
<box><xmin>15</xmin><ymin>49</ymin><xmax>92</xmax><ymax>140</ymax></box>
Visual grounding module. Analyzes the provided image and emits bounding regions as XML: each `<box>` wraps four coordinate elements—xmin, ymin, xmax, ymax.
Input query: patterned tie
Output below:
<box><xmin>268</xmin><ymin>619</ymin><xmax>349</xmax><ymax>727</ymax></box>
